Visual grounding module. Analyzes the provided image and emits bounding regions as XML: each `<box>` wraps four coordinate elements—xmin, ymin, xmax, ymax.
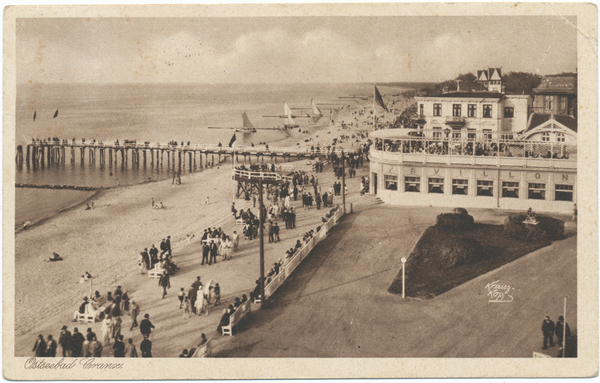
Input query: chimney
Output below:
<box><xmin>457</xmin><ymin>80</ymin><xmax>461</xmax><ymax>92</ymax></box>
<box><xmin>443</xmin><ymin>86</ymin><xmax>449</xmax><ymax>94</ymax></box>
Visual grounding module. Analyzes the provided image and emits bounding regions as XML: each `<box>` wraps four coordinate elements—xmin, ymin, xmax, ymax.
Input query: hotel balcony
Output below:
<box><xmin>445</xmin><ymin>116</ymin><xmax>466</xmax><ymax>126</ymax></box>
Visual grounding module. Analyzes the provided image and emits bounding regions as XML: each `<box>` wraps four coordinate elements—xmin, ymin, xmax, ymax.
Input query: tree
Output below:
<box><xmin>503</xmin><ymin>71</ymin><xmax>543</xmax><ymax>95</ymax></box>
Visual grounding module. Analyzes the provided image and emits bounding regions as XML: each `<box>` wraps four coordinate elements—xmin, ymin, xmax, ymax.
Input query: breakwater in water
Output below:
<box><xmin>16</xmin><ymin>183</ymin><xmax>109</xmax><ymax>191</ymax></box>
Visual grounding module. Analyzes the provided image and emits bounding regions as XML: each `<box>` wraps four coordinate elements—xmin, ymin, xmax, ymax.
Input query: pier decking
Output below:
<box><xmin>17</xmin><ymin>140</ymin><xmax>332</xmax><ymax>170</ymax></box>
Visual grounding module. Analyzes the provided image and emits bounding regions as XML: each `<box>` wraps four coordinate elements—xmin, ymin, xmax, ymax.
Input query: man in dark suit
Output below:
<box><xmin>541</xmin><ymin>316</ymin><xmax>555</xmax><ymax>349</ymax></box>
<box><xmin>209</xmin><ymin>240</ymin><xmax>218</xmax><ymax>265</ymax></box>
<box><xmin>201</xmin><ymin>243</ymin><xmax>210</xmax><ymax>265</ymax></box>
<box><xmin>140</xmin><ymin>335</ymin><xmax>152</xmax><ymax>358</ymax></box>
<box><xmin>555</xmin><ymin>315</ymin><xmax>571</xmax><ymax>351</ymax></box>
<box><xmin>46</xmin><ymin>335</ymin><xmax>58</xmax><ymax>357</ymax></box>
<box><xmin>58</xmin><ymin>325</ymin><xmax>72</xmax><ymax>357</ymax></box>
<box><xmin>140</xmin><ymin>314</ymin><xmax>155</xmax><ymax>339</ymax></box>
<box><xmin>166</xmin><ymin>236</ymin><xmax>172</xmax><ymax>256</ymax></box>
<box><xmin>160</xmin><ymin>239</ymin><xmax>167</xmax><ymax>256</ymax></box>
<box><xmin>32</xmin><ymin>334</ymin><xmax>46</xmax><ymax>357</ymax></box>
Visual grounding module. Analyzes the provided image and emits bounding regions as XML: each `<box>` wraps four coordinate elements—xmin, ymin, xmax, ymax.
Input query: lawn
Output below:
<box><xmin>388</xmin><ymin>223</ymin><xmax>551</xmax><ymax>299</ymax></box>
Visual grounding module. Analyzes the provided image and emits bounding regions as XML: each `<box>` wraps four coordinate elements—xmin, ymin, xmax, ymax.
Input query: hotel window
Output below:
<box><xmin>452</xmin><ymin>128</ymin><xmax>462</xmax><ymax>139</ymax></box>
<box><xmin>452</xmin><ymin>179</ymin><xmax>468</xmax><ymax>195</ymax></box>
<box><xmin>477</xmin><ymin>180</ymin><xmax>494</xmax><ymax>196</ymax></box>
<box><xmin>528</xmin><ymin>183</ymin><xmax>546</xmax><ymax>200</ymax></box>
<box><xmin>428</xmin><ymin>178</ymin><xmax>444</xmax><ymax>194</ymax></box>
<box><xmin>504</xmin><ymin>107</ymin><xmax>514</xmax><ymax>118</ymax></box>
<box><xmin>467</xmin><ymin>104</ymin><xmax>477</xmax><ymax>117</ymax></box>
<box><xmin>419</xmin><ymin>104</ymin><xmax>424</xmax><ymax>117</ymax></box>
<box><xmin>560</xmin><ymin>97</ymin><xmax>567</xmax><ymax>110</ymax></box>
<box><xmin>542</xmin><ymin>132</ymin><xmax>550</xmax><ymax>142</ymax></box>
<box><xmin>452</xmin><ymin>104</ymin><xmax>461</xmax><ymax>117</ymax></box>
<box><xmin>433</xmin><ymin>104</ymin><xmax>442</xmax><ymax>116</ymax></box>
<box><xmin>501</xmin><ymin>133</ymin><xmax>514</xmax><ymax>140</ymax></box>
<box><xmin>502</xmin><ymin>181</ymin><xmax>519</xmax><ymax>198</ymax></box>
<box><xmin>555</xmin><ymin>184</ymin><xmax>573</xmax><ymax>201</ymax></box>
<box><xmin>405</xmin><ymin>176</ymin><xmax>421</xmax><ymax>192</ymax></box>
<box><xmin>483</xmin><ymin>104</ymin><xmax>492</xmax><ymax>118</ymax></box>
<box><xmin>483</xmin><ymin>129</ymin><xmax>493</xmax><ymax>141</ymax></box>
<box><xmin>467</xmin><ymin>129</ymin><xmax>477</xmax><ymax>141</ymax></box>
<box><xmin>555</xmin><ymin>132</ymin><xmax>565</xmax><ymax>142</ymax></box>
<box><xmin>433</xmin><ymin>127</ymin><xmax>442</xmax><ymax>138</ymax></box>
<box><xmin>544</xmin><ymin>96</ymin><xmax>553</xmax><ymax>110</ymax></box>
<box><xmin>385</xmin><ymin>175</ymin><xmax>398</xmax><ymax>191</ymax></box>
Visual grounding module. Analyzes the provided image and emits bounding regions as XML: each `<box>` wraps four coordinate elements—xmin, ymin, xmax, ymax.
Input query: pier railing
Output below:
<box><xmin>263</xmin><ymin>206</ymin><xmax>343</xmax><ymax>299</ymax></box>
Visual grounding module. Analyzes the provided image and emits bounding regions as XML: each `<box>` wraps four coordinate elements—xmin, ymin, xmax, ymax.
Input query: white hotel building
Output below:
<box><xmin>369</xmin><ymin>69</ymin><xmax>577</xmax><ymax>213</ymax></box>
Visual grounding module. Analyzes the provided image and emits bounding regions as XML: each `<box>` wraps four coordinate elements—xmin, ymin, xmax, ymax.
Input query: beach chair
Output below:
<box><xmin>191</xmin><ymin>339</ymin><xmax>212</xmax><ymax>357</ymax></box>
<box><xmin>148</xmin><ymin>265</ymin><xmax>164</xmax><ymax>279</ymax></box>
<box><xmin>76</xmin><ymin>305</ymin><xmax>96</xmax><ymax>323</ymax></box>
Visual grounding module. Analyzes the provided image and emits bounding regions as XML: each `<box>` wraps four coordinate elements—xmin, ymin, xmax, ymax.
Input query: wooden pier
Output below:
<box><xmin>17</xmin><ymin>140</ymin><xmax>330</xmax><ymax>170</ymax></box>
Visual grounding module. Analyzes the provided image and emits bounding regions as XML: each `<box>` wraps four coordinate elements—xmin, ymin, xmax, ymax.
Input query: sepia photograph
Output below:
<box><xmin>3</xmin><ymin>3</ymin><xmax>598</xmax><ymax>380</ymax></box>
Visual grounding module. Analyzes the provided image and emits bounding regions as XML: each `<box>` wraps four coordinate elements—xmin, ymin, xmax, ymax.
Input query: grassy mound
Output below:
<box><xmin>389</xmin><ymin>219</ymin><xmax>552</xmax><ymax>299</ymax></box>
<box><xmin>503</xmin><ymin>215</ymin><xmax>565</xmax><ymax>241</ymax></box>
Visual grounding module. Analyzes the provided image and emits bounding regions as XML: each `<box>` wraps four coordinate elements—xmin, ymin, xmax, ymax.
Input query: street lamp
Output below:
<box><xmin>443</xmin><ymin>128</ymin><xmax>451</xmax><ymax>153</ymax></box>
<box><xmin>401</xmin><ymin>257</ymin><xmax>407</xmax><ymax>299</ymax></box>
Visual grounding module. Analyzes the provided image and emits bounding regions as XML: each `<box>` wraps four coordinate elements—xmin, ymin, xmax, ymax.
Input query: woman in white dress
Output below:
<box><xmin>224</xmin><ymin>237</ymin><xmax>233</xmax><ymax>260</ymax></box>
<box><xmin>101</xmin><ymin>316</ymin><xmax>113</xmax><ymax>346</ymax></box>
<box><xmin>194</xmin><ymin>290</ymin><xmax>204</xmax><ymax>316</ymax></box>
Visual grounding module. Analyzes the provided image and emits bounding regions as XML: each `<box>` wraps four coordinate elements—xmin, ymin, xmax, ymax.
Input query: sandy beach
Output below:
<box><xmin>13</xmin><ymin>94</ymin><xmax>404</xmax><ymax>357</ymax></box>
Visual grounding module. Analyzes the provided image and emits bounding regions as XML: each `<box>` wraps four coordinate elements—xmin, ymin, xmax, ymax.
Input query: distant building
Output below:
<box><xmin>532</xmin><ymin>74</ymin><xmax>577</xmax><ymax>118</ymax></box>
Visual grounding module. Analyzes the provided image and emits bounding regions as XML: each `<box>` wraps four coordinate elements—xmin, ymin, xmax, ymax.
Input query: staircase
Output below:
<box><xmin>361</xmin><ymin>193</ymin><xmax>384</xmax><ymax>205</ymax></box>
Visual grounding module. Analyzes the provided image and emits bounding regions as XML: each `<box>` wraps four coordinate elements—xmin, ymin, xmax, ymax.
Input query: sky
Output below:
<box><xmin>16</xmin><ymin>16</ymin><xmax>578</xmax><ymax>84</ymax></box>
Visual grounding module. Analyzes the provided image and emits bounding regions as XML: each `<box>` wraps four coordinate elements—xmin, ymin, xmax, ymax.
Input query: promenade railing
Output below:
<box><xmin>264</xmin><ymin>207</ymin><xmax>343</xmax><ymax>299</ymax></box>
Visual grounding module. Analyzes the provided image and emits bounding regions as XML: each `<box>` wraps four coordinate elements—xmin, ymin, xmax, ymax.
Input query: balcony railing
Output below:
<box><xmin>445</xmin><ymin>116</ymin><xmax>466</xmax><ymax>125</ymax></box>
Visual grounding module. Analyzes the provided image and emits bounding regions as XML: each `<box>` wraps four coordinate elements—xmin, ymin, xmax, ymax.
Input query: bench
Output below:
<box><xmin>148</xmin><ymin>266</ymin><xmax>165</xmax><ymax>279</ymax></box>
<box><xmin>75</xmin><ymin>305</ymin><xmax>96</xmax><ymax>323</ymax></box>
<box><xmin>190</xmin><ymin>339</ymin><xmax>212</xmax><ymax>357</ymax></box>
<box><xmin>222</xmin><ymin>300</ymin><xmax>251</xmax><ymax>336</ymax></box>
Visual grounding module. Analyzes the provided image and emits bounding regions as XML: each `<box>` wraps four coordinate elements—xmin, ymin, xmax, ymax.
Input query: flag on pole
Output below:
<box><xmin>228</xmin><ymin>133</ymin><xmax>237</xmax><ymax>147</ymax></box>
<box><xmin>374</xmin><ymin>85</ymin><xmax>388</xmax><ymax>112</ymax></box>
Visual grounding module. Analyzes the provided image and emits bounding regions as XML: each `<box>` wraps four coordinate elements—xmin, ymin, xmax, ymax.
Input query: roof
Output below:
<box><xmin>477</xmin><ymin>68</ymin><xmax>502</xmax><ymax>82</ymax></box>
<box><xmin>423</xmin><ymin>91</ymin><xmax>505</xmax><ymax>99</ymax></box>
<box><xmin>533</xmin><ymin>75</ymin><xmax>577</xmax><ymax>95</ymax></box>
<box><xmin>526</xmin><ymin>113</ymin><xmax>577</xmax><ymax>133</ymax></box>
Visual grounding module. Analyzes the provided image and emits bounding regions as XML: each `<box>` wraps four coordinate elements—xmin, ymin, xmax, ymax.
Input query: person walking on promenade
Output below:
<box><xmin>71</xmin><ymin>328</ymin><xmax>84</xmax><ymax>357</ymax></box>
<box><xmin>140</xmin><ymin>314</ymin><xmax>155</xmax><ymax>340</ymax></box>
<box><xmin>113</xmin><ymin>335</ymin><xmax>125</xmax><ymax>357</ymax></box>
<box><xmin>88</xmin><ymin>336</ymin><xmax>102</xmax><ymax>357</ymax></box>
<box><xmin>201</xmin><ymin>242</ymin><xmax>210</xmax><ymax>265</ymax></box>
<box><xmin>315</xmin><ymin>192</ymin><xmax>321</xmax><ymax>210</ymax></box>
<box><xmin>140</xmin><ymin>335</ymin><xmax>152</xmax><ymax>358</ymax></box>
<box><xmin>232</xmin><ymin>231</ymin><xmax>239</xmax><ymax>251</ymax></box>
<box><xmin>113</xmin><ymin>316</ymin><xmax>122</xmax><ymax>341</ymax></box>
<box><xmin>267</xmin><ymin>220</ymin><xmax>274</xmax><ymax>243</ymax></box>
<box><xmin>160</xmin><ymin>239</ymin><xmax>167</xmax><ymax>256</ymax></box>
<box><xmin>101</xmin><ymin>316</ymin><xmax>113</xmax><ymax>346</ymax></box>
<box><xmin>124</xmin><ymin>338</ymin><xmax>138</xmax><ymax>357</ymax></box>
<box><xmin>542</xmin><ymin>316</ymin><xmax>555</xmax><ymax>349</ymax></box>
<box><xmin>209</xmin><ymin>240</ymin><xmax>218</xmax><ymax>265</ymax></box>
<box><xmin>214</xmin><ymin>283</ymin><xmax>221</xmax><ymax>306</ymax></box>
<box><xmin>555</xmin><ymin>315</ymin><xmax>571</xmax><ymax>351</ymax></box>
<box><xmin>32</xmin><ymin>334</ymin><xmax>46</xmax><ymax>357</ymax></box>
<box><xmin>46</xmin><ymin>335</ymin><xmax>57</xmax><ymax>357</ymax></box>
<box><xmin>149</xmin><ymin>245</ymin><xmax>158</xmax><ymax>267</ymax></box>
<box><xmin>129</xmin><ymin>301</ymin><xmax>139</xmax><ymax>330</ymax></box>
<box><xmin>182</xmin><ymin>297</ymin><xmax>191</xmax><ymax>319</ymax></box>
<box><xmin>178</xmin><ymin>288</ymin><xmax>185</xmax><ymax>309</ymax></box>
<box><xmin>58</xmin><ymin>325</ymin><xmax>72</xmax><ymax>357</ymax></box>
<box><xmin>166</xmin><ymin>236</ymin><xmax>172</xmax><ymax>256</ymax></box>
<box><xmin>159</xmin><ymin>271</ymin><xmax>171</xmax><ymax>298</ymax></box>
<box><xmin>273</xmin><ymin>223</ymin><xmax>280</xmax><ymax>242</ymax></box>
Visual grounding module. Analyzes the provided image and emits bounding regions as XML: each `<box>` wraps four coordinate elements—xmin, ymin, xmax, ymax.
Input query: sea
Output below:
<box><xmin>15</xmin><ymin>82</ymin><xmax>378</xmax><ymax>228</ymax></box>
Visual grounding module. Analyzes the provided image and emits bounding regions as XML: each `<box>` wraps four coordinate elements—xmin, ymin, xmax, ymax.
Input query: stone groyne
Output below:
<box><xmin>15</xmin><ymin>183</ymin><xmax>109</xmax><ymax>191</ymax></box>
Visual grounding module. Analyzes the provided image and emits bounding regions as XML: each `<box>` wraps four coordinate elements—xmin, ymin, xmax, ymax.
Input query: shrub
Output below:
<box><xmin>453</xmin><ymin>207</ymin><xmax>469</xmax><ymax>216</ymax></box>
<box><xmin>503</xmin><ymin>214</ymin><xmax>564</xmax><ymax>242</ymax></box>
<box><xmin>436</xmin><ymin>213</ymin><xmax>474</xmax><ymax>230</ymax></box>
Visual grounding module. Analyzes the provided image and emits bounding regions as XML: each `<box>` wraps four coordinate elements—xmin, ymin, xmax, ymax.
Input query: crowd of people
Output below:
<box><xmin>138</xmin><ymin>236</ymin><xmax>179</xmax><ymax>275</ymax></box>
<box><xmin>217</xmin><ymin>294</ymin><xmax>250</xmax><ymax>335</ymax></box>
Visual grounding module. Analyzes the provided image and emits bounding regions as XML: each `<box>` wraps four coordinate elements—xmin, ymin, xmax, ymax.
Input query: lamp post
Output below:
<box><xmin>444</xmin><ymin>128</ymin><xmax>451</xmax><ymax>153</ymax></box>
<box><xmin>401</xmin><ymin>257</ymin><xmax>407</xmax><ymax>299</ymax></box>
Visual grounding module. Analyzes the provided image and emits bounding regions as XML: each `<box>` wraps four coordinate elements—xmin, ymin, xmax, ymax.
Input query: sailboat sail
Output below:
<box><xmin>33</xmin><ymin>111</ymin><xmax>36</xmax><ymax>122</ymax></box>
<box><xmin>311</xmin><ymin>98</ymin><xmax>322</xmax><ymax>117</ymax></box>
<box><xmin>241</xmin><ymin>112</ymin><xmax>256</xmax><ymax>131</ymax></box>
<box><xmin>53</xmin><ymin>109</ymin><xmax>59</xmax><ymax>119</ymax></box>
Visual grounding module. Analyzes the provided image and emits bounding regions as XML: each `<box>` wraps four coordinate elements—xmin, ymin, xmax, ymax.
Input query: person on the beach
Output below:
<box><xmin>214</xmin><ymin>283</ymin><xmax>221</xmax><ymax>306</ymax></box>
<box><xmin>140</xmin><ymin>335</ymin><xmax>152</xmax><ymax>358</ymax></box>
<box><xmin>140</xmin><ymin>314</ymin><xmax>155</xmax><ymax>339</ymax></box>
<box><xmin>113</xmin><ymin>335</ymin><xmax>125</xmax><ymax>357</ymax></box>
<box><xmin>46</xmin><ymin>252</ymin><xmax>63</xmax><ymax>262</ymax></box>
<box><xmin>116</xmin><ymin>179</ymin><xmax>120</xmax><ymax>187</ymax></box>
<box><xmin>101</xmin><ymin>316</ymin><xmax>113</xmax><ymax>346</ymax></box>
<box><xmin>159</xmin><ymin>271</ymin><xmax>171</xmax><ymax>298</ymax></box>
<box><xmin>58</xmin><ymin>325</ymin><xmax>72</xmax><ymax>357</ymax></box>
<box><xmin>201</xmin><ymin>242</ymin><xmax>209</xmax><ymax>265</ymax></box>
<box><xmin>71</xmin><ymin>328</ymin><xmax>84</xmax><ymax>357</ymax></box>
<box><xmin>209</xmin><ymin>240</ymin><xmax>218</xmax><ymax>265</ymax></box>
<box><xmin>88</xmin><ymin>336</ymin><xmax>102</xmax><ymax>358</ymax></box>
<box><xmin>182</xmin><ymin>297</ymin><xmax>191</xmax><ymax>319</ymax></box>
<box><xmin>232</xmin><ymin>231</ymin><xmax>239</xmax><ymax>251</ymax></box>
<box><xmin>129</xmin><ymin>301</ymin><xmax>139</xmax><ymax>330</ymax></box>
<box><xmin>273</xmin><ymin>222</ymin><xmax>280</xmax><ymax>242</ymax></box>
<box><xmin>178</xmin><ymin>288</ymin><xmax>185</xmax><ymax>309</ymax></box>
<box><xmin>124</xmin><ymin>338</ymin><xmax>138</xmax><ymax>357</ymax></box>
<box><xmin>32</xmin><ymin>334</ymin><xmax>46</xmax><ymax>357</ymax></box>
